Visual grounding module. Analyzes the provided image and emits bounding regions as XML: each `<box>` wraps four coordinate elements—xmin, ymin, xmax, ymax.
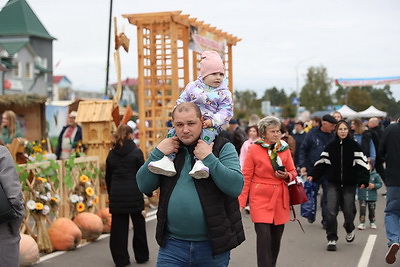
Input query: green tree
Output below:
<box><xmin>262</xmin><ymin>87</ymin><xmax>287</xmax><ymax>106</ymax></box>
<box><xmin>234</xmin><ymin>89</ymin><xmax>261</xmax><ymax>120</ymax></box>
<box><xmin>300</xmin><ymin>66</ymin><xmax>332</xmax><ymax>112</ymax></box>
<box><xmin>347</xmin><ymin>87</ymin><xmax>371</xmax><ymax>110</ymax></box>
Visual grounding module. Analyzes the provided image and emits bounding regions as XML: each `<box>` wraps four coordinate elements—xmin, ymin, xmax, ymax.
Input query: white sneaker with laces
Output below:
<box><xmin>358</xmin><ymin>223</ymin><xmax>366</xmax><ymax>230</ymax></box>
<box><xmin>327</xmin><ymin>240</ymin><xmax>337</xmax><ymax>251</ymax></box>
<box><xmin>370</xmin><ymin>222</ymin><xmax>377</xmax><ymax>229</ymax></box>
<box><xmin>148</xmin><ymin>156</ymin><xmax>177</xmax><ymax>177</ymax></box>
<box><xmin>346</xmin><ymin>231</ymin><xmax>355</xmax><ymax>242</ymax></box>
<box><xmin>189</xmin><ymin>160</ymin><xmax>209</xmax><ymax>179</ymax></box>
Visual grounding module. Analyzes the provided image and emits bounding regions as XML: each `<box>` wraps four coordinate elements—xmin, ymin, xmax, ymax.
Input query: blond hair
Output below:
<box><xmin>2</xmin><ymin>110</ymin><xmax>17</xmax><ymax>138</ymax></box>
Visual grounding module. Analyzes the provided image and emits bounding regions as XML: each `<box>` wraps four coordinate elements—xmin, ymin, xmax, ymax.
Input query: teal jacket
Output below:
<box><xmin>137</xmin><ymin>140</ymin><xmax>243</xmax><ymax>243</ymax></box>
<box><xmin>1</xmin><ymin>123</ymin><xmax>22</xmax><ymax>145</ymax></box>
<box><xmin>357</xmin><ymin>169</ymin><xmax>383</xmax><ymax>201</ymax></box>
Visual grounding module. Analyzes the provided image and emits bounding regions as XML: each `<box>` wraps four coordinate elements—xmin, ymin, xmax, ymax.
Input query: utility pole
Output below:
<box><xmin>105</xmin><ymin>0</ymin><xmax>113</xmax><ymax>96</ymax></box>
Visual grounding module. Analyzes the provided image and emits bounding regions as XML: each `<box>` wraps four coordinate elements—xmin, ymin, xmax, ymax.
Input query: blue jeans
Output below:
<box><xmin>302</xmin><ymin>178</ymin><xmax>328</xmax><ymax>224</ymax></box>
<box><xmin>326</xmin><ymin>182</ymin><xmax>357</xmax><ymax>241</ymax></box>
<box><xmin>157</xmin><ymin>237</ymin><xmax>230</xmax><ymax>267</ymax></box>
<box><xmin>384</xmin><ymin>186</ymin><xmax>400</xmax><ymax>246</ymax></box>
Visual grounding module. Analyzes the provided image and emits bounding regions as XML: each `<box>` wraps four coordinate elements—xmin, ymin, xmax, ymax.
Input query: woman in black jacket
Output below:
<box><xmin>106</xmin><ymin>124</ymin><xmax>149</xmax><ymax>266</ymax></box>
<box><xmin>308</xmin><ymin>120</ymin><xmax>370</xmax><ymax>252</ymax></box>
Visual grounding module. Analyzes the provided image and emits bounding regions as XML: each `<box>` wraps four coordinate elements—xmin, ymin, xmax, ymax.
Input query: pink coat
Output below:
<box><xmin>238</xmin><ymin>144</ymin><xmax>297</xmax><ymax>225</ymax></box>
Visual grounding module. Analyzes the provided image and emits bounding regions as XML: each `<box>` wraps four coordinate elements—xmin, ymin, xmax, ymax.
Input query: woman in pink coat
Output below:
<box><xmin>239</xmin><ymin>116</ymin><xmax>297</xmax><ymax>267</ymax></box>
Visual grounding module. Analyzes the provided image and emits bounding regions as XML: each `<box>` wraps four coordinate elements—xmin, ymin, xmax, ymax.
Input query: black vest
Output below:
<box><xmin>155</xmin><ymin>136</ymin><xmax>245</xmax><ymax>255</ymax></box>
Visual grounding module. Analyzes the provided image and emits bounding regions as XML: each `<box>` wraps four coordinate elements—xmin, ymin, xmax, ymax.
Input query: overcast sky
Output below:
<box><xmin>2</xmin><ymin>0</ymin><xmax>400</xmax><ymax>102</ymax></box>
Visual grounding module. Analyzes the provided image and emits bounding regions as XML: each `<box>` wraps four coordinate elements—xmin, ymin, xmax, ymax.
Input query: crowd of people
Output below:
<box><xmin>1</xmin><ymin>50</ymin><xmax>399</xmax><ymax>267</ymax></box>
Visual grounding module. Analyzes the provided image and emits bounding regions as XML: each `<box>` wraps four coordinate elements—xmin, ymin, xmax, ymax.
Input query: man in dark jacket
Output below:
<box><xmin>368</xmin><ymin>117</ymin><xmax>385</xmax><ymax>179</ymax></box>
<box><xmin>298</xmin><ymin>114</ymin><xmax>337</xmax><ymax>227</ymax></box>
<box><xmin>292</xmin><ymin>120</ymin><xmax>306</xmax><ymax>168</ymax></box>
<box><xmin>137</xmin><ymin>102</ymin><xmax>245</xmax><ymax>266</ymax></box>
<box><xmin>380</xmin><ymin>119</ymin><xmax>400</xmax><ymax>264</ymax></box>
<box><xmin>229</xmin><ymin>118</ymin><xmax>247</xmax><ymax>156</ymax></box>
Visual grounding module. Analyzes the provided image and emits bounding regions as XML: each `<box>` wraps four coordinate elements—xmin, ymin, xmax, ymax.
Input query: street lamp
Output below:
<box><xmin>295</xmin><ymin>56</ymin><xmax>317</xmax><ymax>98</ymax></box>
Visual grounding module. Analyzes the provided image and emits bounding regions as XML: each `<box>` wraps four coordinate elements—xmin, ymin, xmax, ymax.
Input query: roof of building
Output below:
<box><xmin>0</xmin><ymin>41</ymin><xmax>28</xmax><ymax>56</ymax></box>
<box><xmin>0</xmin><ymin>0</ymin><xmax>55</xmax><ymax>40</ymax></box>
<box><xmin>111</xmin><ymin>78</ymin><xmax>138</xmax><ymax>87</ymax></box>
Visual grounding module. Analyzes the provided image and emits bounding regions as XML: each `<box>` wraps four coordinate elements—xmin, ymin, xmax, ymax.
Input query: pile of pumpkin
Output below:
<box><xmin>20</xmin><ymin>208</ymin><xmax>112</xmax><ymax>266</ymax></box>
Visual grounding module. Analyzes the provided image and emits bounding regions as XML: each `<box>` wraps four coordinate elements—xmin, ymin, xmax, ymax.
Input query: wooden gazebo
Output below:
<box><xmin>122</xmin><ymin>11</ymin><xmax>240</xmax><ymax>158</ymax></box>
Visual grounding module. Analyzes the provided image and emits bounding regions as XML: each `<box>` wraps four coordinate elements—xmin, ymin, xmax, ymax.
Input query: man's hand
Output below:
<box><xmin>156</xmin><ymin>136</ymin><xmax>180</xmax><ymax>155</ymax></box>
<box><xmin>300</xmin><ymin>167</ymin><xmax>307</xmax><ymax>176</ymax></box>
<box><xmin>202</xmin><ymin>119</ymin><xmax>213</xmax><ymax>128</ymax></box>
<box><xmin>193</xmin><ymin>139</ymin><xmax>213</xmax><ymax>160</ymax></box>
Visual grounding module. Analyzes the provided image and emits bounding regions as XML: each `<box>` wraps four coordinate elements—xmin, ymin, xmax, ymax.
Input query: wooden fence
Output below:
<box><xmin>18</xmin><ymin>156</ymin><xmax>103</xmax><ymax>253</ymax></box>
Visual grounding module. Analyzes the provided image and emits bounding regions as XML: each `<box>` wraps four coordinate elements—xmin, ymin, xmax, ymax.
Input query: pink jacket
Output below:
<box><xmin>238</xmin><ymin>144</ymin><xmax>297</xmax><ymax>225</ymax></box>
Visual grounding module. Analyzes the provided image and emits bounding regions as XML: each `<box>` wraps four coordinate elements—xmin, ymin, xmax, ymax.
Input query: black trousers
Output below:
<box><xmin>326</xmin><ymin>183</ymin><xmax>357</xmax><ymax>241</ymax></box>
<box><xmin>110</xmin><ymin>212</ymin><xmax>149</xmax><ymax>266</ymax></box>
<box><xmin>255</xmin><ymin>223</ymin><xmax>285</xmax><ymax>267</ymax></box>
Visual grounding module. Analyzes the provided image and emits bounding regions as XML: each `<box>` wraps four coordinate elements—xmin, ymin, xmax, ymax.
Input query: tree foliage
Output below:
<box><xmin>233</xmin><ymin>89</ymin><xmax>261</xmax><ymax>120</ymax></box>
<box><xmin>300</xmin><ymin>66</ymin><xmax>332</xmax><ymax>112</ymax></box>
<box><xmin>232</xmin><ymin>65</ymin><xmax>400</xmax><ymax>121</ymax></box>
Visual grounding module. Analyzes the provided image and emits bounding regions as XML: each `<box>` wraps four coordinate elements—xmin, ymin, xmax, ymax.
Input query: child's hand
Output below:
<box><xmin>203</xmin><ymin>119</ymin><xmax>212</xmax><ymax>128</ymax></box>
<box><xmin>368</xmin><ymin>183</ymin><xmax>375</xmax><ymax>189</ymax></box>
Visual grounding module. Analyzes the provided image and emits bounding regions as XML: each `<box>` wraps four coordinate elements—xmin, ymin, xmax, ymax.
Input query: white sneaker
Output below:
<box><xmin>189</xmin><ymin>160</ymin><xmax>209</xmax><ymax>179</ymax></box>
<box><xmin>327</xmin><ymin>240</ymin><xmax>337</xmax><ymax>251</ymax></box>
<box><xmin>358</xmin><ymin>223</ymin><xmax>366</xmax><ymax>230</ymax></box>
<box><xmin>346</xmin><ymin>231</ymin><xmax>355</xmax><ymax>242</ymax></box>
<box><xmin>370</xmin><ymin>222</ymin><xmax>377</xmax><ymax>229</ymax></box>
<box><xmin>148</xmin><ymin>156</ymin><xmax>176</xmax><ymax>177</ymax></box>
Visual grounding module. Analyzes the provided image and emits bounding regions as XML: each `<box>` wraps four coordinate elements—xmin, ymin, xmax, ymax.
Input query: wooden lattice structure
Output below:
<box><xmin>122</xmin><ymin>11</ymin><xmax>240</xmax><ymax>158</ymax></box>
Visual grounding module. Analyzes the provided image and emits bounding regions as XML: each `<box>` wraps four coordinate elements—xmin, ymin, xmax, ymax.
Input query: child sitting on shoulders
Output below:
<box><xmin>148</xmin><ymin>51</ymin><xmax>233</xmax><ymax>179</ymax></box>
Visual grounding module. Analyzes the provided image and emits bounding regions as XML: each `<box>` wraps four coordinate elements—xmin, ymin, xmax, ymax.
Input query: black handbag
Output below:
<box><xmin>0</xmin><ymin>183</ymin><xmax>19</xmax><ymax>224</ymax></box>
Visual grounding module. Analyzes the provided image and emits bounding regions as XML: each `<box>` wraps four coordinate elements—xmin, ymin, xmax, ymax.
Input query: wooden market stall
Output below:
<box><xmin>122</xmin><ymin>11</ymin><xmax>241</xmax><ymax>158</ymax></box>
<box><xmin>0</xmin><ymin>94</ymin><xmax>47</xmax><ymax>142</ymax></box>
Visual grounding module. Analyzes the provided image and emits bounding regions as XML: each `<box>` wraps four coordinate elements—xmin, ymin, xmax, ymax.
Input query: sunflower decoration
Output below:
<box><xmin>24</xmin><ymin>139</ymin><xmax>51</xmax><ymax>161</ymax></box>
<box><xmin>69</xmin><ymin>174</ymin><xmax>98</xmax><ymax>215</ymax></box>
<box><xmin>25</xmin><ymin>176</ymin><xmax>59</xmax><ymax>215</ymax></box>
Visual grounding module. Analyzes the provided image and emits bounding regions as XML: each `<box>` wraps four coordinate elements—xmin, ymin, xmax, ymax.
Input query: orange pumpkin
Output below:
<box><xmin>73</xmin><ymin>212</ymin><xmax>103</xmax><ymax>241</ymax></box>
<box><xmin>19</xmin><ymin>234</ymin><xmax>40</xmax><ymax>266</ymax></box>
<box><xmin>97</xmin><ymin>208</ymin><xmax>112</xmax><ymax>233</ymax></box>
<box><xmin>48</xmin><ymin>217</ymin><xmax>82</xmax><ymax>251</ymax></box>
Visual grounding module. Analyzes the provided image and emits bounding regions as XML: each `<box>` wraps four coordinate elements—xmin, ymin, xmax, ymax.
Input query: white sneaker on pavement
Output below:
<box><xmin>189</xmin><ymin>160</ymin><xmax>209</xmax><ymax>179</ymax></box>
<box><xmin>358</xmin><ymin>223</ymin><xmax>366</xmax><ymax>230</ymax></box>
<box><xmin>327</xmin><ymin>240</ymin><xmax>337</xmax><ymax>251</ymax></box>
<box><xmin>345</xmin><ymin>231</ymin><xmax>355</xmax><ymax>242</ymax></box>
<box><xmin>370</xmin><ymin>222</ymin><xmax>377</xmax><ymax>229</ymax></box>
<box><xmin>148</xmin><ymin>156</ymin><xmax>177</xmax><ymax>177</ymax></box>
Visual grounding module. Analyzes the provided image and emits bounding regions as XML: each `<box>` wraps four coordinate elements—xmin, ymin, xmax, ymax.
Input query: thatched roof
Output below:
<box><xmin>0</xmin><ymin>94</ymin><xmax>47</xmax><ymax>107</ymax></box>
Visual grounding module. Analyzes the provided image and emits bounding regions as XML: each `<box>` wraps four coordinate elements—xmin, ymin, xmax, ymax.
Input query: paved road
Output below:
<box><xmin>34</xmin><ymin>189</ymin><xmax>391</xmax><ymax>267</ymax></box>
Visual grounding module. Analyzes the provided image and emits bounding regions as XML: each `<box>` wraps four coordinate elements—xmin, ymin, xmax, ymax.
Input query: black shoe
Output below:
<box><xmin>385</xmin><ymin>243</ymin><xmax>399</xmax><ymax>264</ymax></box>
<box><xmin>327</xmin><ymin>240</ymin><xmax>337</xmax><ymax>251</ymax></box>
<box><xmin>308</xmin><ymin>217</ymin><xmax>315</xmax><ymax>223</ymax></box>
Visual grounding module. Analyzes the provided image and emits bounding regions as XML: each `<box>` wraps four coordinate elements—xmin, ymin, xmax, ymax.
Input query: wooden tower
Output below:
<box><xmin>123</xmin><ymin>11</ymin><xmax>240</xmax><ymax>158</ymax></box>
